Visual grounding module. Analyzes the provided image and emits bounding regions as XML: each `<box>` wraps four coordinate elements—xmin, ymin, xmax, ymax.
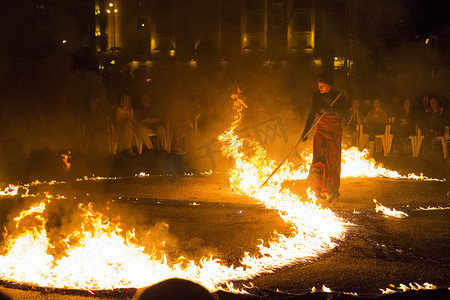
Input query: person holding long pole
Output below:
<box><xmin>300</xmin><ymin>71</ymin><xmax>348</xmax><ymax>202</ymax></box>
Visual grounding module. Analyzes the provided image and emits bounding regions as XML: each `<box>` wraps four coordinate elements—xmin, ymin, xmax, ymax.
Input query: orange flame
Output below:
<box><xmin>374</xmin><ymin>199</ymin><xmax>409</xmax><ymax>218</ymax></box>
<box><xmin>0</xmin><ymin>90</ymin><xmax>443</xmax><ymax>294</ymax></box>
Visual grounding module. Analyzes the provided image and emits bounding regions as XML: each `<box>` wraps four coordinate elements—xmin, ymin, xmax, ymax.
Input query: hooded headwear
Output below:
<box><xmin>318</xmin><ymin>70</ymin><xmax>333</xmax><ymax>86</ymax></box>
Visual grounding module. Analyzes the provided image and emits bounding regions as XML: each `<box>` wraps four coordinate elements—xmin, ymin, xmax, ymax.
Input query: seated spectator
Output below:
<box><xmin>51</xmin><ymin>93</ymin><xmax>79</xmax><ymax>152</ymax></box>
<box><xmin>392</xmin><ymin>98</ymin><xmax>417</xmax><ymax>156</ymax></box>
<box><xmin>166</xmin><ymin>97</ymin><xmax>194</xmax><ymax>154</ymax></box>
<box><xmin>415</xmin><ymin>93</ymin><xmax>432</xmax><ymax>127</ymax></box>
<box><xmin>421</xmin><ymin>97</ymin><xmax>449</xmax><ymax>156</ymax></box>
<box><xmin>428</xmin><ymin>97</ymin><xmax>448</xmax><ymax>136</ymax></box>
<box><xmin>345</xmin><ymin>99</ymin><xmax>363</xmax><ymax>146</ymax></box>
<box><xmin>83</xmin><ymin>96</ymin><xmax>109</xmax><ymax>156</ymax></box>
<box><xmin>114</xmin><ymin>94</ymin><xmax>153</xmax><ymax>155</ymax></box>
<box><xmin>360</xmin><ymin>98</ymin><xmax>372</xmax><ymax>119</ymax></box>
<box><xmin>421</xmin><ymin>93</ymin><xmax>432</xmax><ymax>114</ymax></box>
<box><xmin>135</xmin><ymin>94</ymin><xmax>168</xmax><ymax>151</ymax></box>
<box><xmin>364</xmin><ymin>99</ymin><xmax>388</xmax><ymax>141</ymax></box>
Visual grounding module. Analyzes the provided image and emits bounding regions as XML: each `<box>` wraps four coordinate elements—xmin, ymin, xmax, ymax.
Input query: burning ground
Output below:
<box><xmin>0</xmin><ymin>175</ymin><xmax>448</xmax><ymax>300</ymax></box>
<box><xmin>0</xmin><ymin>92</ymin><xmax>448</xmax><ymax>299</ymax></box>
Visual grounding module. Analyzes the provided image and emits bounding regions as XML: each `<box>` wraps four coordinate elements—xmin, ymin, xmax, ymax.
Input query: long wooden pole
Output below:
<box><xmin>258</xmin><ymin>92</ymin><xmax>342</xmax><ymax>190</ymax></box>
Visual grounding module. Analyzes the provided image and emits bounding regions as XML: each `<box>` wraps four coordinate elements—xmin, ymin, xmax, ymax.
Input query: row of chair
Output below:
<box><xmin>355</xmin><ymin>122</ymin><xmax>450</xmax><ymax>158</ymax></box>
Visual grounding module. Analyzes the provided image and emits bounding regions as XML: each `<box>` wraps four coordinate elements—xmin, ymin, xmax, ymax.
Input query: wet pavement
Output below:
<box><xmin>0</xmin><ymin>172</ymin><xmax>449</xmax><ymax>299</ymax></box>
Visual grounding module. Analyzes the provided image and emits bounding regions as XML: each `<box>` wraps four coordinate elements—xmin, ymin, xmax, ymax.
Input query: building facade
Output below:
<box><xmin>94</xmin><ymin>0</ymin><xmax>349</xmax><ymax>72</ymax></box>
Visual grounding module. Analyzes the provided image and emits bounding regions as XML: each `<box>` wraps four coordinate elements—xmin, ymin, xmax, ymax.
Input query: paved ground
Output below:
<box><xmin>0</xmin><ymin>170</ymin><xmax>448</xmax><ymax>299</ymax></box>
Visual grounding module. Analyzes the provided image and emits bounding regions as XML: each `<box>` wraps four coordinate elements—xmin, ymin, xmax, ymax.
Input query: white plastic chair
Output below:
<box><xmin>435</xmin><ymin>126</ymin><xmax>450</xmax><ymax>159</ymax></box>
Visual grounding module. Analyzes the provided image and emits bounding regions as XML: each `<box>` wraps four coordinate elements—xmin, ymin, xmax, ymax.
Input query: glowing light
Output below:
<box><xmin>62</xmin><ymin>40</ymin><xmax>67</xmax><ymax>44</ymax></box>
<box><xmin>189</xmin><ymin>59</ymin><xmax>197</xmax><ymax>69</ymax></box>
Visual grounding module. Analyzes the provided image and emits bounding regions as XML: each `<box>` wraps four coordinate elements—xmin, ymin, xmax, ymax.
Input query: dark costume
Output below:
<box><xmin>301</xmin><ymin>88</ymin><xmax>348</xmax><ymax>201</ymax></box>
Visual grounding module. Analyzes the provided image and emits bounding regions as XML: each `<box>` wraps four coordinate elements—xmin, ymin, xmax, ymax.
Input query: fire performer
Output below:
<box><xmin>301</xmin><ymin>71</ymin><xmax>348</xmax><ymax>202</ymax></box>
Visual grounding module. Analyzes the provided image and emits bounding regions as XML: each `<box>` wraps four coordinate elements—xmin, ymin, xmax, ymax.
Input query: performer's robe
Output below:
<box><xmin>309</xmin><ymin>114</ymin><xmax>342</xmax><ymax>196</ymax></box>
<box><xmin>302</xmin><ymin>89</ymin><xmax>347</xmax><ymax>198</ymax></box>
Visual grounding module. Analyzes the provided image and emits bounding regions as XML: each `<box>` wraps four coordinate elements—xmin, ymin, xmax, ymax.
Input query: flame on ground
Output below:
<box><xmin>0</xmin><ymin>90</ymin><xmax>444</xmax><ymax>294</ymax></box>
<box><xmin>0</xmin><ymin>90</ymin><xmax>348</xmax><ymax>293</ymax></box>
<box><xmin>374</xmin><ymin>199</ymin><xmax>409</xmax><ymax>218</ymax></box>
<box><xmin>380</xmin><ymin>282</ymin><xmax>437</xmax><ymax>294</ymax></box>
